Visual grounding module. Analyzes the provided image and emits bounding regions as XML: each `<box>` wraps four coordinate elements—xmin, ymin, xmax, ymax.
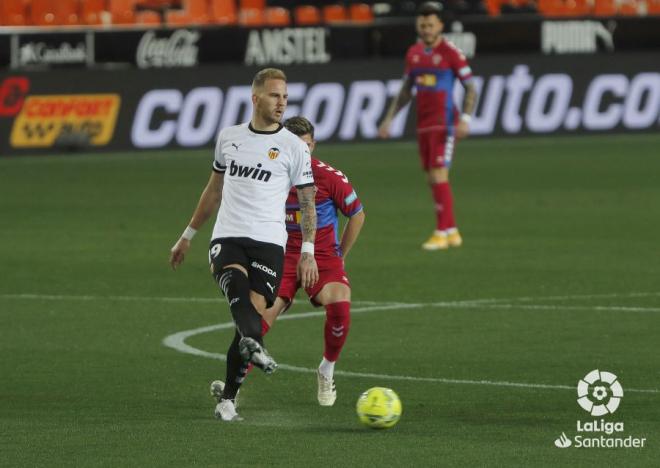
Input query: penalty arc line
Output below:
<box><xmin>162</xmin><ymin>301</ymin><xmax>660</xmax><ymax>395</ymax></box>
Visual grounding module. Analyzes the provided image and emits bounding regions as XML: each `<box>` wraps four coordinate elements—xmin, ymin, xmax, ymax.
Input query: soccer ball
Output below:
<box><xmin>356</xmin><ymin>387</ymin><xmax>402</xmax><ymax>429</ymax></box>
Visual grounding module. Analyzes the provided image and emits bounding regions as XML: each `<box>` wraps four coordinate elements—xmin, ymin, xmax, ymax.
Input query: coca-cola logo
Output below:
<box><xmin>136</xmin><ymin>30</ymin><xmax>200</xmax><ymax>69</ymax></box>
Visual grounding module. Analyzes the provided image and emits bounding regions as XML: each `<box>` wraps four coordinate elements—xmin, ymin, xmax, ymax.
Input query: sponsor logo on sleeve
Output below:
<box><xmin>344</xmin><ymin>190</ymin><xmax>358</xmax><ymax>205</ymax></box>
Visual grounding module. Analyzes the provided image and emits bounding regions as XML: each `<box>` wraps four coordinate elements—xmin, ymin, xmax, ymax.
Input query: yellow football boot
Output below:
<box><xmin>447</xmin><ymin>229</ymin><xmax>463</xmax><ymax>247</ymax></box>
<box><xmin>422</xmin><ymin>232</ymin><xmax>449</xmax><ymax>250</ymax></box>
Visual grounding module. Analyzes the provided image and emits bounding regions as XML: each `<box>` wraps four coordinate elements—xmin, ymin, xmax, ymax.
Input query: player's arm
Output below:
<box><xmin>456</xmin><ymin>80</ymin><xmax>477</xmax><ymax>139</ymax></box>
<box><xmin>340</xmin><ymin>210</ymin><xmax>365</xmax><ymax>260</ymax></box>
<box><xmin>296</xmin><ymin>185</ymin><xmax>319</xmax><ymax>289</ymax></box>
<box><xmin>169</xmin><ymin>172</ymin><xmax>224</xmax><ymax>270</ymax></box>
<box><xmin>378</xmin><ymin>75</ymin><xmax>414</xmax><ymax>139</ymax></box>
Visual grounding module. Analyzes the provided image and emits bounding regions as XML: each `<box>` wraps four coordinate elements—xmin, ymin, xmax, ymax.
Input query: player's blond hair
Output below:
<box><xmin>252</xmin><ymin>68</ymin><xmax>287</xmax><ymax>92</ymax></box>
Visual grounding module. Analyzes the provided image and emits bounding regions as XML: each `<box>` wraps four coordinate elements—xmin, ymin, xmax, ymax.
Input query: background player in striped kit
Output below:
<box><xmin>378</xmin><ymin>1</ymin><xmax>478</xmax><ymax>251</ymax></box>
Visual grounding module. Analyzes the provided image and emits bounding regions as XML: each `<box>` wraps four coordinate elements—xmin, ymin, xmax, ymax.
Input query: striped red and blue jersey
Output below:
<box><xmin>404</xmin><ymin>39</ymin><xmax>473</xmax><ymax>132</ymax></box>
<box><xmin>285</xmin><ymin>158</ymin><xmax>363</xmax><ymax>269</ymax></box>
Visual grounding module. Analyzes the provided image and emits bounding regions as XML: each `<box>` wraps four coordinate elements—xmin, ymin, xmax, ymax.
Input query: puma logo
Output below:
<box><xmin>231</xmin><ymin>143</ymin><xmax>241</xmax><ymax>151</ymax></box>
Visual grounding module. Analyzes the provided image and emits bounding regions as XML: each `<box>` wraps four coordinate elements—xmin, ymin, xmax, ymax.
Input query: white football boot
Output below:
<box><xmin>239</xmin><ymin>337</ymin><xmax>278</xmax><ymax>374</ymax></box>
<box><xmin>210</xmin><ymin>380</ymin><xmax>239</xmax><ymax>408</ymax></box>
<box><xmin>317</xmin><ymin>370</ymin><xmax>337</xmax><ymax>406</ymax></box>
<box><xmin>214</xmin><ymin>399</ymin><xmax>243</xmax><ymax>421</ymax></box>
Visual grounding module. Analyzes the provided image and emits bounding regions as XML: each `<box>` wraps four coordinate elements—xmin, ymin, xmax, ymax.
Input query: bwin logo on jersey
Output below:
<box><xmin>251</xmin><ymin>261</ymin><xmax>277</xmax><ymax>277</ymax></box>
<box><xmin>229</xmin><ymin>160</ymin><xmax>272</xmax><ymax>182</ymax></box>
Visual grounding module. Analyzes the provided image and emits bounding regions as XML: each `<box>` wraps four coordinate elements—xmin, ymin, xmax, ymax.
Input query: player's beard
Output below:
<box><xmin>422</xmin><ymin>32</ymin><xmax>441</xmax><ymax>46</ymax></box>
<box><xmin>258</xmin><ymin>105</ymin><xmax>282</xmax><ymax>127</ymax></box>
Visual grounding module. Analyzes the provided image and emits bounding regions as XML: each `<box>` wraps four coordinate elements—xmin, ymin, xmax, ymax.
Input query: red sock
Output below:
<box><xmin>431</xmin><ymin>182</ymin><xmax>456</xmax><ymax>231</ymax></box>
<box><xmin>323</xmin><ymin>302</ymin><xmax>351</xmax><ymax>362</ymax></box>
<box><xmin>261</xmin><ymin>319</ymin><xmax>270</xmax><ymax>336</ymax></box>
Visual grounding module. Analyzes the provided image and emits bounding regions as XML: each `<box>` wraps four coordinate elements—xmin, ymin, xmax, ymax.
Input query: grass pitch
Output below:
<box><xmin>1</xmin><ymin>134</ymin><xmax>659</xmax><ymax>467</ymax></box>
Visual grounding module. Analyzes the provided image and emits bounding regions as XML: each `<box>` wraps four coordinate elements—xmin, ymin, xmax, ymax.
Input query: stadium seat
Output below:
<box><xmin>209</xmin><ymin>0</ymin><xmax>237</xmax><ymax>24</ymax></box>
<box><xmin>485</xmin><ymin>0</ymin><xmax>501</xmax><ymax>15</ymax></box>
<box><xmin>618</xmin><ymin>0</ymin><xmax>640</xmax><ymax>14</ymax></box>
<box><xmin>136</xmin><ymin>10</ymin><xmax>162</xmax><ymax>24</ymax></box>
<box><xmin>349</xmin><ymin>3</ymin><xmax>374</xmax><ymax>23</ymax></box>
<box><xmin>81</xmin><ymin>0</ymin><xmax>108</xmax><ymax>25</ymax></box>
<box><xmin>0</xmin><ymin>0</ymin><xmax>29</xmax><ymax>26</ymax></box>
<box><xmin>538</xmin><ymin>0</ymin><xmax>564</xmax><ymax>16</ymax></box>
<box><xmin>238</xmin><ymin>7</ymin><xmax>265</xmax><ymax>26</ymax></box>
<box><xmin>31</xmin><ymin>0</ymin><xmax>81</xmax><ymax>26</ymax></box>
<box><xmin>593</xmin><ymin>0</ymin><xmax>617</xmax><ymax>15</ymax></box>
<box><xmin>264</xmin><ymin>7</ymin><xmax>291</xmax><ymax>26</ymax></box>
<box><xmin>649</xmin><ymin>0</ymin><xmax>660</xmax><ymax>13</ymax></box>
<box><xmin>239</xmin><ymin>0</ymin><xmax>264</xmax><ymax>10</ymax></box>
<box><xmin>109</xmin><ymin>0</ymin><xmax>137</xmax><ymax>24</ymax></box>
<box><xmin>323</xmin><ymin>4</ymin><xmax>348</xmax><ymax>23</ymax></box>
<box><xmin>166</xmin><ymin>0</ymin><xmax>209</xmax><ymax>25</ymax></box>
<box><xmin>295</xmin><ymin>5</ymin><xmax>321</xmax><ymax>25</ymax></box>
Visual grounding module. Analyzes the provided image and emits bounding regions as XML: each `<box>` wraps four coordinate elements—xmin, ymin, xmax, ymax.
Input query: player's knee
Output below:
<box><xmin>429</xmin><ymin>168</ymin><xmax>449</xmax><ymax>184</ymax></box>
<box><xmin>249</xmin><ymin>290</ymin><xmax>268</xmax><ymax>315</ymax></box>
<box><xmin>217</xmin><ymin>267</ymin><xmax>251</xmax><ymax>307</ymax></box>
<box><xmin>317</xmin><ymin>283</ymin><xmax>351</xmax><ymax>305</ymax></box>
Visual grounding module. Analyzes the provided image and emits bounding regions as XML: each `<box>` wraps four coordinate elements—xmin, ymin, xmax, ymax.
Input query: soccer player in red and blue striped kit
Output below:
<box><xmin>379</xmin><ymin>1</ymin><xmax>477</xmax><ymax>250</ymax></box>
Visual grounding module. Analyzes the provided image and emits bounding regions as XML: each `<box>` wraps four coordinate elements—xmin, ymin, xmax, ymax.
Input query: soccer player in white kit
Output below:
<box><xmin>169</xmin><ymin>68</ymin><xmax>318</xmax><ymax>421</ymax></box>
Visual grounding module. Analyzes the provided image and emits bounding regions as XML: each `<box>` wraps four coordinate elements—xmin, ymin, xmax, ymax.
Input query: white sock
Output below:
<box><xmin>318</xmin><ymin>358</ymin><xmax>335</xmax><ymax>379</ymax></box>
<box><xmin>446</xmin><ymin>227</ymin><xmax>458</xmax><ymax>235</ymax></box>
<box><xmin>434</xmin><ymin>229</ymin><xmax>445</xmax><ymax>236</ymax></box>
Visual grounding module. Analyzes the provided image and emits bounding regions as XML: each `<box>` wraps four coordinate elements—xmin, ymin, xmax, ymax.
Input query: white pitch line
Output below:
<box><xmin>454</xmin><ymin>303</ymin><xmax>660</xmax><ymax>314</ymax></box>
<box><xmin>162</xmin><ymin>303</ymin><xmax>660</xmax><ymax>395</ymax></box>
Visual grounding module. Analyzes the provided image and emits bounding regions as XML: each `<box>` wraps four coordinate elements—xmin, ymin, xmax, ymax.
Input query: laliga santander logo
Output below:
<box><xmin>577</xmin><ymin>369</ymin><xmax>623</xmax><ymax>416</ymax></box>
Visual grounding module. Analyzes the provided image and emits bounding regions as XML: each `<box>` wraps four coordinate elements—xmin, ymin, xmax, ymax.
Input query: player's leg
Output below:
<box><xmin>261</xmin><ymin>259</ymin><xmax>298</xmax><ymax>329</ymax></box>
<box><xmin>423</xmin><ymin>131</ymin><xmax>461</xmax><ymax>250</ymax></box>
<box><xmin>240</xmin><ymin>241</ymin><xmax>284</xmax><ymax>371</ymax></box>
<box><xmin>309</xmin><ymin>273</ymin><xmax>352</xmax><ymax>406</ymax></box>
<box><xmin>208</xmin><ymin>240</ymin><xmax>274</xmax><ymax>421</ymax></box>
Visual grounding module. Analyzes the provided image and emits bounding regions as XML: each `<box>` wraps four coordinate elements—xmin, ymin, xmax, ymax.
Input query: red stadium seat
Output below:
<box><xmin>239</xmin><ymin>0</ymin><xmax>264</xmax><ymax>10</ymax></box>
<box><xmin>538</xmin><ymin>0</ymin><xmax>564</xmax><ymax>16</ymax></box>
<box><xmin>109</xmin><ymin>0</ymin><xmax>137</xmax><ymax>24</ymax></box>
<box><xmin>295</xmin><ymin>5</ymin><xmax>321</xmax><ymax>25</ymax></box>
<box><xmin>264</xmin><ymin>7</ymin><xmax>290</xmax><ymax>26</ymax></box>
<box><xmin>323</xmin><ymin>4</ymin><xmax>348</xmax><ymax>23</ymax></box>
<box><xmin>136</xmin><ymin>9</ymin><xmax>162</xmax><ymax>25</ymax></box>
<box><xmin>349</xmin><ymin>3</ymin><xmax>373</xmax><ymax>23</ymax></box>
<box><xmin>166</xmin><ymin>0</ymin><xmax>209</xmax><ymax>25</ymax></box>
<box><xmin>31</xmin><ymin>0</ymin><xmax>81</xmax><ymax>26</ymax></box>
<box><xmin>618</xmin><ymin>0</ymin><xmax>640</xmax><ymax>14</ymax></box>
<box><xmin>238</xmin><ymin>7</ymin><xmax>264</xmax><ymax>26</ymax></box>
<box><xmin>82</xmin><ymin>0</ymin><xmax>108</xmax><ymax>25</ymax></box>
<box><xmin>649</xmin><ymin>0</ymin><xmax>660</xmax><ymax>13</ymax></box>
<box><xmin>209</xmin><ymin>0</ymin><xmax>237</xmax><ymax>25</ymax></box>
<box><xmin>485</xmin><ymin>0</ymin><xmax>504</xmax><ymax>15</ymax></box>
<box><xmin>0</xmin><ymin>0</ymin><xmax>29</xmax><ymax>26</ymax></box>
<box><xmin>593</xmin><ymin>0</ymin><xmax>617</xmax><ymax>15</ymax></box>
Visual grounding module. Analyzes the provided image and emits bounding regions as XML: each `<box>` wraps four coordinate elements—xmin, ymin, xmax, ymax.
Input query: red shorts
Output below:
<box><xmin>417</xmin><ymin>128</ymin><xmax>456</xmax><ymax>171</ymax></box>
<box><xmin>278</xmin><ymin>264</ymin><xmax>350</xmax><ymax>307</ymax></box>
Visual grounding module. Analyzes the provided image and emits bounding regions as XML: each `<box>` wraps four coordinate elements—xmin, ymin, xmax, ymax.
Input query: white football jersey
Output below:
<box><xmin>211</xmin><ymin>122</ymin><xmax>314</xmax><ymax>247</ymax></box>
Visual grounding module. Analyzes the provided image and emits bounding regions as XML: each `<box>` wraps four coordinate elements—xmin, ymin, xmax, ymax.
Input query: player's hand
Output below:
<box><xmin>169</xmin><ymin>238</ymin><xmax>191</xmax><ymax>270</ymax></box>
<box><xmin>378</xmin><ymin>120</ymin><xmax>391</xmax><ymax>139</ymax></box>
<box><xmin>297</xmin><ymin>252</ymin><xmax>319</xmax><ymax>289</ymax></box>
<box><xmin>456</xmin><ymin>120</ymin><xmax>470</xmax><ymax>139</ymax></box>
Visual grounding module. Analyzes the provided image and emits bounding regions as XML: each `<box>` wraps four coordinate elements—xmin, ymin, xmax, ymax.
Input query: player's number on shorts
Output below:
<box><xmin>210</xmin><ymin>244</ymin><xmax>221</xmax><ymax>259</ymax></box>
